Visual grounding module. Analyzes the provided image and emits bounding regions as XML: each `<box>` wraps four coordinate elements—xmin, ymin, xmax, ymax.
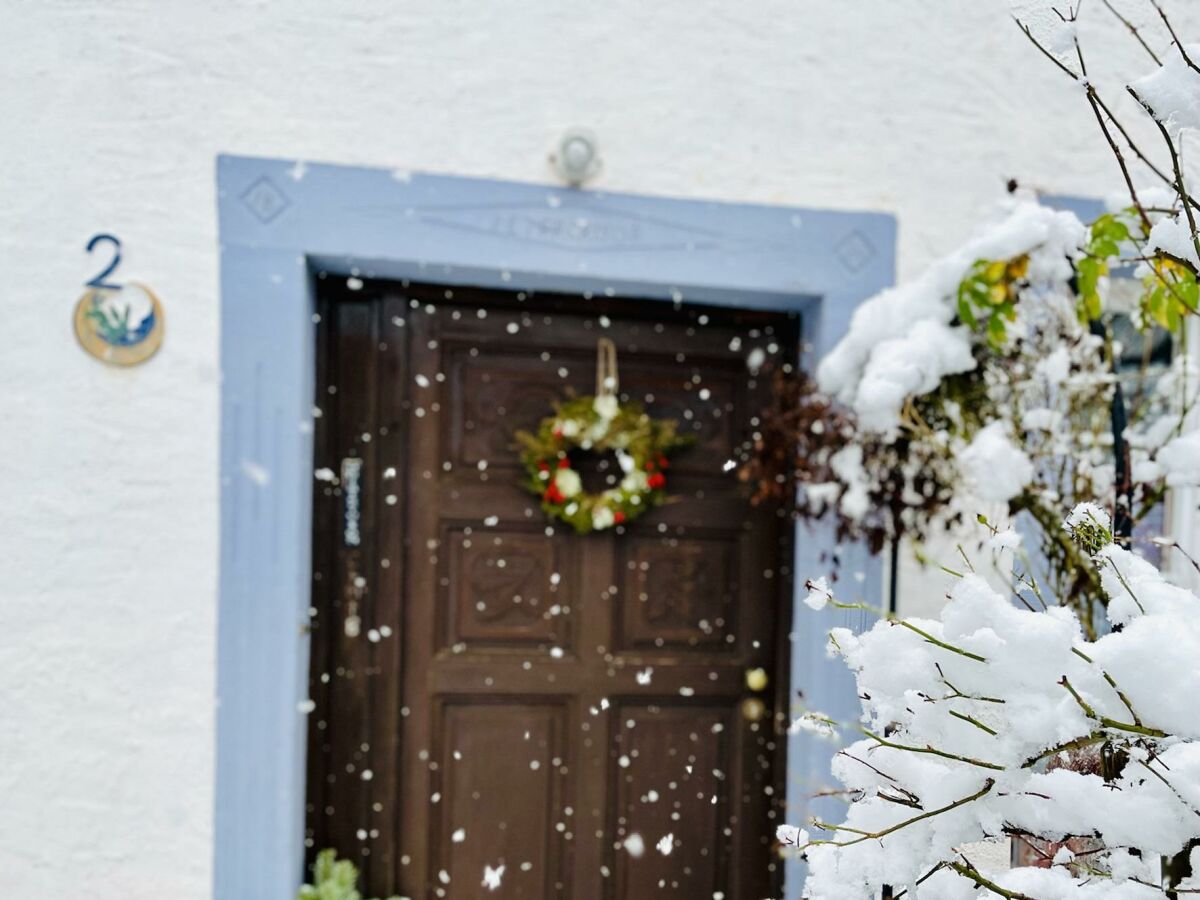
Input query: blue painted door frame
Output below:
<box><xmin>215</xmin><ymin>154</ymin><xmax>895</xmax><ymax>900</ymax></box>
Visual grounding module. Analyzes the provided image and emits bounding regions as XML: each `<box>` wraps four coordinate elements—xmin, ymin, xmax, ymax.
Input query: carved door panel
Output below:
<box><xmin>307</xmin><ymin>281</ymin><xmax>797</xmax><ymax>900</ymax></box>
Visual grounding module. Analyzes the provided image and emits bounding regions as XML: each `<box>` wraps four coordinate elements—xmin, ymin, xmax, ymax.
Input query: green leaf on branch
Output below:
<box><xmin>1140</xmin><ymin>255</ymin><xmax>1198</xmax><ymax>333</ymax></box>
<box><xmin>1075</xmin><ymin>210</ymin><xmax>1139</xmax><ymax>324</ymax></box>
<box><xmin>956</xmin><ymin>255</ymin><xmax>1029</xmax><ymax>349</ymax></box>
<box><xmin>1076</xmin><ymin>255</ymin><xmax>1106</xmax><ymax>322</ymax></box>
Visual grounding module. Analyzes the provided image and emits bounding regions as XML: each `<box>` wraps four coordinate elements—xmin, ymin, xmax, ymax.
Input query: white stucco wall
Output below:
<box><xmin>1</xmin><ymin>2</ymin><xmax>1195</xmax><ymax>897</ymax></box>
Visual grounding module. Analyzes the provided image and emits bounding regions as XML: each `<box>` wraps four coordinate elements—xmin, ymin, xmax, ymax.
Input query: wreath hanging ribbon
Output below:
<box><xmin>516</xmin><ymin>338</ymin><xmax>694</xmax><ymax>534</ymax></box>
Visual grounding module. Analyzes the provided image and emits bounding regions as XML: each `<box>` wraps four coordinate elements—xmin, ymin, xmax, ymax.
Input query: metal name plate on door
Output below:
<box><xmin>341</xmin><ymin>457</ymin><xmax>363</xmax><ymax>547</ymax></box>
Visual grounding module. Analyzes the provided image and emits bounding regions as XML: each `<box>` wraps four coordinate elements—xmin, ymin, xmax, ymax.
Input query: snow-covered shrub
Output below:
<box><xmin>783</xmin><ymin>505</ymin><xmax>1200</xmax><ymax>898</ymax></box>
<box><xmin>746</xmin><ymin>1</ymin><xmax>1200</xmax><ymax>634</ymax></box>
<box><xmin>745</xmin><ymin>191</ymin><xmax>1198</xmax><ymax>634</ymax></box>
<box><xmin>763</xmin><ymin>9</ymin><xmax>1200</xmax><ymax>894</ymax></box>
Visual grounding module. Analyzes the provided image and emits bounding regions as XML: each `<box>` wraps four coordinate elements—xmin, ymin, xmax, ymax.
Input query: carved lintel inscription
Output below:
<box><xmin>418</xmin><ymin>204</ymin><xmax>722</xmax><ymax>252</ymax></box>
<box><xmin>487</xmin><ymin>211</ymin><xmax>641</xmax><ymax>247</ymax></box>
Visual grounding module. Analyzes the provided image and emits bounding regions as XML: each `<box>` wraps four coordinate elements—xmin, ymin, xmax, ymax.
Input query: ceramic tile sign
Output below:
<box><xmin>73</xmin><ymin>233</ymin><xmax>164</xmax><ymax>366</ymax></box>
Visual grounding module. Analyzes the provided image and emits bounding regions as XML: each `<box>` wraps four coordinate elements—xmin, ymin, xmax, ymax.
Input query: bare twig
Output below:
<box><xmin>1150</xmin><ymin>0</ymin><xmax>1200</xmax><ymax>74</ymax></box>
<box><xmin>949</xmin><ymin>708</ymin><xmax>1000</xmax><ymax>736</ymax></box>
<box><xmin>1141</xmin><ymin>759</ymin><xmax>1200</xmax><ymax>819</ymax></box>
<box><xmin>937</xmin><ymin>663</ymin><xmax>1007</xmax><ymax>704</ymax></box>
<box><xmin>890</xmin><ymin>862</ymin><xmax>949</xmax><ymax>900</ymax></box>
<box><xmin>877</xmin><ymin>790</ymin><xmax>924</xmax><ymax>810</ymax></box>
<box><xmin>898</xmin><ymin>620</ymin><xmax>988</xmax><ymax>663</ymax></box>
<box><xmin>1092</xmin><ymin>91</ymin><xmax>1200</xmax><ymax>215</ymax></box>
<box><xmin>810</xmin><ymin>778</ymin><xmax>995</xmax><ymax>847</ymax></box>
<box><xmin>1129</xmin><ymin>86</ymin><xmax>1200</xmax><ymax>268</ymax></box>
<box><xmin>1021</xmin><ymin>6</ymin><xmax>1200</xmax><ymax>234</ymax></box>
<box><xmin>1153</xmin><ymin>538</ymin><xmax>1200</xmax><ymax>576</ymax></box>
<box><xmin>1101</xmin><ymin>0</ymin><xmax>1162</xmax><ymax>65</ymax></box>
<box><xmin>1086</xmin><ymin>83</ymin><xmax>1153</xmax><ymax>229</ymax></box>
<box><xmin>1061</xmin><ymin>674</ymin><xmax>1168</xmax><ymax>737</ymax></box>
<box><xmin>1072</xmin><ymin>646</ymin><xmax>1143</xmax><ymax>725</ymax></box>
<box><xmin>817</xmin><ymin>590</ymin><xmax>990</xmax><ymax>662</ymax></box>
<box><xmin>861</xmin><ymin>728</ymin><xmax>1006</xmax><ymax>771</ymax></box>
<box><xmin>837</xmin><ymin>749</ymin><xmax>907</xmax><ymax>790</ymax></box>
<box><xmin>1059</xmin><ymin>674</ymin><xmax>1099</xmax><ymax>718</ymax></box>
<box><xmin>1013</xmin><ymin>17</ymin><xmax>1080</xmax><ymax>81</ymax></box>
<box><xmin>950</xmin><ymin>857</ymin><xmax>1038</xmax><ymax>900</ymax></box>
<box><xmin>1099</xmin><ymin>547</ymin><xmax>1147</xmax><ymax>614</ymax></box>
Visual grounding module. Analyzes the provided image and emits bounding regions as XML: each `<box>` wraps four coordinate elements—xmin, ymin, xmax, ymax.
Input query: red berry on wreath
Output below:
<box><xmin>647</xmin><ymin>473</ymin><xmax>666</xmax><ymax>490</ymax></box>
<box><xmin>614</xmin><ymin>511</ymin><xmax>626</xmax><ymax>524</ymax></box>
<box><xmin>557</xmin><ymin>457</ymin><xmax>571</xmax><ymax>469</ymax></box>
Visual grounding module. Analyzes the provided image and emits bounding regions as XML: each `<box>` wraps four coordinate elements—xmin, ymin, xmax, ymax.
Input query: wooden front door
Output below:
<box><xmin>307</xmin><ymin>279</ymin><xmax>796</xmax><ymax>899</ymax></box>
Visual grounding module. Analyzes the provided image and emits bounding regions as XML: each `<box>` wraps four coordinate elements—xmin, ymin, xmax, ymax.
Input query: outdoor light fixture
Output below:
<box><xmin>550</xmin><ymin>127</ymin><xmax>601</xmax><ymax>186</ymax></box>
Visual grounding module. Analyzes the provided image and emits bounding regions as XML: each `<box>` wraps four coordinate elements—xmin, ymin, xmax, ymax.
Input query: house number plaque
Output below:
<box><xmin>73</xmin><ymin>233</ymin><xmax>165</xmax><ymax>366</ymax></box>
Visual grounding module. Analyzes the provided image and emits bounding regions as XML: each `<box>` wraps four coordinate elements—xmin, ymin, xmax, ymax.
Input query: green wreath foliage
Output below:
<box><xmin>515</xmin><ymin>395</ymin><xmax>693</xmax><ymax>534</ymax></box>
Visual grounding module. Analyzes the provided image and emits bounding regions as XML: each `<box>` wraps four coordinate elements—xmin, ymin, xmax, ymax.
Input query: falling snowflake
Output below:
<box><xmin>482</xmin><ymin>863</ymin><xmax>505</xmax><ymax>890</ymax></box>
<box><xmin>241</xmin><ymin>460</ymin><xmax>271</xmax><ymax>486</ymax></box>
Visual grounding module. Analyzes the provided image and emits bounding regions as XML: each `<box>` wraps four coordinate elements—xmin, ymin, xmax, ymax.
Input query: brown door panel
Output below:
<box><xmin>307</xmin><ymin>281</ymin><xmax>796</xmax><ymax>899</ymax></box>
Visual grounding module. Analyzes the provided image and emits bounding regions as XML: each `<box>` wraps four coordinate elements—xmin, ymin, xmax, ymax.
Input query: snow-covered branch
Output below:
<box><xmin>783</xmin><ymin>505</ymin><xmax>1200</xmax><ymax>899</ymax></box>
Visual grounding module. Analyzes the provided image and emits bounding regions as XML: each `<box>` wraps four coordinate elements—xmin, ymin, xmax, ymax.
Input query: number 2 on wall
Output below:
<box><xmin>85</xmin><ymin>233</ymin><xmax>123</xmax><ymax>290</ymax></box>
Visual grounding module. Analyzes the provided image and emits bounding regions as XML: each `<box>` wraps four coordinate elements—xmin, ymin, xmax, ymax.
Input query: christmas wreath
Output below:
<box><xmin>516</xmin><ymin>340</ymin><xmax>694</xmax><ymax>534</ymax></box>
<box><xmin>515</xmin><ymin>393</ymin><xmax>693</xmax><ymax>533</ymax></box>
